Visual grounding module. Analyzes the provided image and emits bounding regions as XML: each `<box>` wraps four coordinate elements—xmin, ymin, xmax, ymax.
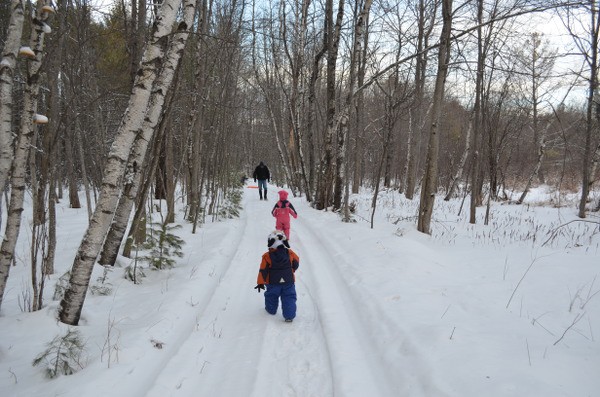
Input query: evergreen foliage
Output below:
<box><xmin>140</xmin><ymin>221</ymin><xmax>185</xmax><ymax>270</ymax></box>
<box><xmin>32</xmin><ymin>329</ymin><xmax>86</xmax><ymax>378</ymax></box>
<box><xmin>124</xmin><ymin>263</ymin><xmax>146</xmax><ymax>283</ymax></box>
<box><xmin>218</xmin><ymin>187</ymin><xmax>243</xmax><ymax>219</ymax></box>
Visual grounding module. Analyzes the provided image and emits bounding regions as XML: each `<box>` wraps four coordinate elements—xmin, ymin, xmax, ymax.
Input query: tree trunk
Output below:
<box><xmin>417</xmin><ymin>0</ymin><xmax>452</xmax><ymax>235</ymax></box>
<box><xmin>0</xmin><ymin>0</ymin><xmax>26</xmax><ymax>192</ymax></box>
<box><xmin>469</xmin><ymin>0</ymin><xmax>484</xmax><ymax>224</ymax></box>
<box><xmin>578</xmin><ymin>1</ymin><xmax>599</xmax><ymax>218</ymax></box>
<box><xmin>98</xmin><ymin>28</ymin><xmax>189</xmax><ymax>267</ymax></box>
<box><xmin>185</xmin><ymin>0</ymin><xmax>210</xmax><ymax>222</ymax></box>
<box><xmin>0</xmin><ymin>0</ymin><xmax>53</xmax><ymax>309</ymax></box>
<box><xmin>315</xmin><ymin>0</ymin><xmax>344</xmax><ymax>210</ymax></box>
<box><xmin>405</xmin><ymin>0</ymin><xmax>431</xmax><ymax>200</ymax></box>
<box><xmin>58</xmin><ymin>0</ymin><xmax>187</xmax><ymax>325</ymax></box>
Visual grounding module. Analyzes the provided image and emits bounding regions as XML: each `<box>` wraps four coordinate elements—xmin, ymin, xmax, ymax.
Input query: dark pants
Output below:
<box><xmin>264</xmin><ymin>283</ymin><xmax>297</xmax><ymax>320</ymax></box>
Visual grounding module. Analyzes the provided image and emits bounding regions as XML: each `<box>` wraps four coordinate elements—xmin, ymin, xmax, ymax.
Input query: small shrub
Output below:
<box><xmin>90</xmin><ymin>267</ymin><xmax>113</xmax><ymax>295</ymax></box>
<box><xmin>218</xmin><ymin>188</ymin><xmax>243</xmax><ymax>219</ymax></box>
<box><xmin>90</xmin><ymin>284</ymin><xmax>113</xmax><ymax>296</ymax></box>
<box><xmin>32</xmin><ymin>329</ymin><xmax>86</xmax><ymax>378</ymax></box>
<box><xmin>124</xmin><ymin>264</ymin><xmax>146</xmax><ymax>284</ymax></box>
<box><xmin>140</xmin><ymin>221</ymin><xmax>185</xmax><ymax>270</ymax></box>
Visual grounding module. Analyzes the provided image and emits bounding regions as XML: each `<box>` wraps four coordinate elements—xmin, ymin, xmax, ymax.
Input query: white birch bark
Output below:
<box><xmin>0</xmin><ymin>0</ymin><xmax>25</xmax><ymax>192</ymax></box>
<box><xmin>58</xmin><ymin>0</ymin><xmax>183</xmax><ymax>325</ymax></box>
<box><xmin>99</xmin><ymin>0</ymin><xmax>196</xmax><ymax>267</ymax></box>
<box><xmin>0</xmin><ymin>0</ymin><xmax>53</xmax><ymax>309</ymax></box>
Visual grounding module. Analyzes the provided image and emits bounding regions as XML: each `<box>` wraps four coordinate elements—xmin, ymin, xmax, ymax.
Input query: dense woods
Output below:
<box><xmin>0</xmin><ymin>0</ymin><xmax>598</xmax><ymax>323</ymax></box>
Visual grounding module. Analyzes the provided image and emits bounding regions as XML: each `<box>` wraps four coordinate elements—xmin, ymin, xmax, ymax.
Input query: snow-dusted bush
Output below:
<box><xmin>32</xmin><ymin>329</ymin><xmax>86</xmax><ymax>378</ymax></box>
<box><xmin>90</xmin><ymin>267</ymin><xmax>113</xmax><ymax>295</ymax></box>
<box><xmin>140</xmin><ymin>221</ymin><xmax>184</xmax><ymax>270</ymax></box>
<box><xmin>124</xmin><ymin>263</ymin><xmax>146</xmax><ymax>284</ymax></box>
<box><xmin>217</xmin><ymin>187</ymin><xmax>243</xmax><ymax>219</ymax></box>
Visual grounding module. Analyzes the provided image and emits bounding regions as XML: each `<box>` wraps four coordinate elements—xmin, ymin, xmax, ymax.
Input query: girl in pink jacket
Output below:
<box><xmin>272</xmin><ymin>190</ymin><xmax>298</xmax><ymax>240</ymax></box>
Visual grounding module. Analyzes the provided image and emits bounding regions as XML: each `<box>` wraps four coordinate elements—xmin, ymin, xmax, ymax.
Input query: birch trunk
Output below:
<box><xmin>0</xmin><ymin>0</ymin><xmax>53</xmax><ymax>309</ymax></box>
<box><xmin>99</xmin><ymin>4</ymin><xmax>194</xmax><ymax>266</ymax></box>
<box><xmin>58</xmin><ymin>0</ymin><xmax>184</xmax><ymax>325</ymax></box>
<box><xmin>0</xmin><ymin>0</ymin><xmax>25</xmax><ymax>192</ymax></box>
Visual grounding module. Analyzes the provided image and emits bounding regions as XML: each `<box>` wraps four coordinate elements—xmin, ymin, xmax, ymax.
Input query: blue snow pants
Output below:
<box><xmin>264</xmin><ymin>283</ymin><xmax>297</xmax><ymax>320</ymax></box>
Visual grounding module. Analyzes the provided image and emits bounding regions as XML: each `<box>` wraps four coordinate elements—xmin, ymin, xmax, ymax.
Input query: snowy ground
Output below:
<box><xmin>0</xmin><ymin>185</ymin><xmax>599</xmax><ymax>397</ymax></box>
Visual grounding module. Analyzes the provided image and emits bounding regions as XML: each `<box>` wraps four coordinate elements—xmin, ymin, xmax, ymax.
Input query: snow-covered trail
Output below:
<box><xmin>293</xmin><ymin>217</ymin><xmax>399</xmax><ymax>396</ymax></box>
<box><xmin>140</xmin><ymin>186</ymin><xmax>446</xmax><ymax>397</ymax></box>
<box><xmin>142</xmin><ymin>189</ymin><xmax>333</xmax><ymax>397</ymax></box>
<box><xmin>294</xmin><ymin>209</ymin><xmax>450</xmax><ymax>397</ymax></box>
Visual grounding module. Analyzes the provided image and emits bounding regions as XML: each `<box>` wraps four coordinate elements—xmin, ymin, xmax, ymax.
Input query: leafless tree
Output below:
<box><xmin>59</xmin><ymin>0</ymin><xmax>194</xmax><ymax>325</ymax></box>
<box><xmin>314</xmin><ymin>0</ymin><xmax>345</xmax><ymax>210</ymax></box>
<box><xmin>0</xmin><ymin>0</ymin><xmax>25</xmax><ymax>193</ymax></box>
<box><xmin>561</xmin><ymin>1</ymin><xmax>600</xmax><ymax>218</ymax></box>
<box><xmin>417</xmin><ymin>0</ymin><xmax>452</xmax><ymax>234</ymax></box>
<box><xmin>0</xmin><ymin>0</ymin><xmax>54</xmax><ymax>309</ymax></box>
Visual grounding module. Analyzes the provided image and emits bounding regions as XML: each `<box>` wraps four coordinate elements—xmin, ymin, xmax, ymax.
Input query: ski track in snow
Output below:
<box><xmin>294</xmin><ymin>215</ymin><xmax>449</xmax><ymax>396</ymax></box>
<box><xmin>142</xmin><ymin>192</ymin><xmax>332</xmax><ymax>397</ymax></box>
<box><xmin>294</xmin><ymin>215</ymin><xmax>402</xmax><ymax>396</ymax></box>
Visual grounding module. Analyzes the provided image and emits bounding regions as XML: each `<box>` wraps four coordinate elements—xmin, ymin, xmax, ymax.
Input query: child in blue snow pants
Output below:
<box><xmin>255</xmin><ymin>230</ymin><xmax>300</xmax><ymax>321</ymax></box>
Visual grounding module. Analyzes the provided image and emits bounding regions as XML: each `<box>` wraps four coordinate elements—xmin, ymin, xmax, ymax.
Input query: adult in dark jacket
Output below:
<box><xmin>255</xmin><ymin>230</ymin><xmax>300</xmax><ymax>322</ymax></box>
<box><xmin>253</xmin><ymin>161</ymin><xmax>271</xmax><ymax>200</ymax></box>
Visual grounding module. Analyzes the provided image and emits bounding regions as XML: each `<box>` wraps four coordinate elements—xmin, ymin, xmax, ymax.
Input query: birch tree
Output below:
<box><xmin>0</xmin><ymin>0</ymin><xmax>54</xmax><ymax>309</ymax></box>
<box><xmin>0</xmin><ymin>0</ymin><xmax>25</xmax><ymax>193</ymax></box>
<box><xmin>99</xmin><ymin>0</ymin><xmax>196</xmax><ymax>267</ymax></box>
<box><xmin>59</xmin><ymin>0</ymin><xmax>188</xmax><ymax>325</ymax></box>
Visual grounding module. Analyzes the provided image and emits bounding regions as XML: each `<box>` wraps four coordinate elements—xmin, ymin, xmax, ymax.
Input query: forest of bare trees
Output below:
<box><xmin>0</xmin><ymin>0</ymin><xmax>598</xmax><ymax>324</ymax></box>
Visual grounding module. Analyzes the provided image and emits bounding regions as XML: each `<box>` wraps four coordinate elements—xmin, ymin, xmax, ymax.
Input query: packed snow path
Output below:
<box><xmin>141</xmin><ymin>189</ymin><xmax>417</xmax><ymax>397</ymax></box>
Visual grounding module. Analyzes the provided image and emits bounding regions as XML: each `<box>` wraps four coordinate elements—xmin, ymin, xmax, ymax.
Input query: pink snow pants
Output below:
<box><xmin>275</xmin><ymin>219</ymin><xmax>291</xmax><ymax>240</ymax></box>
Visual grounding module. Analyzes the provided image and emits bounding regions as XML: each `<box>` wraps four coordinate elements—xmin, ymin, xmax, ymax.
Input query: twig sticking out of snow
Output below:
<box><xmin>553</xmin><ymin>312</ymin><xmax>585</xmax><ymax>346</ymax></box>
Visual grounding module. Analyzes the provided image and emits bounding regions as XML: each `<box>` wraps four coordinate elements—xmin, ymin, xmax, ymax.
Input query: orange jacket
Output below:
<box><xmin>257</xmin><ymin>247</ymin><xmax>300</xmax><ymax>285</ymax></box>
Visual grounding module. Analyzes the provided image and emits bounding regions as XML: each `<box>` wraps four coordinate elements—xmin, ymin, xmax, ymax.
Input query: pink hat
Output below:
<box><xmin>278</xmin><ymin>190</ymin><xmax>289</xmax><ymax>200</ymax></box>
